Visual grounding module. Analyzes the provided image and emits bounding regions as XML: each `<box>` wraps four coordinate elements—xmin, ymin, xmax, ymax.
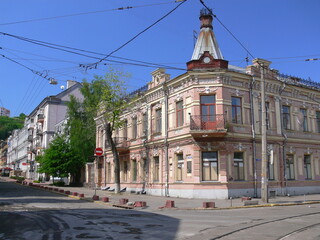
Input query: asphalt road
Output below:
<box><xmin>1</xmin><ymin>180</ymin><xmax>320</xmax><ymax>240</ymax></box>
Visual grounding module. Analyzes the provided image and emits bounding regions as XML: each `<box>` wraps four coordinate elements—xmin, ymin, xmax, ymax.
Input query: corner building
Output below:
<box><xmin>94</xmin><ymin>10</ymin><xmax>320</xmax><ymax>199</ymax></box>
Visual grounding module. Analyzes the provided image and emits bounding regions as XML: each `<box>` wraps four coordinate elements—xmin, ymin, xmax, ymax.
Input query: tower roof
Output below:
<box><xmin>191</xmin><ymin>9</ymin><xmax>223</xmax><ymax>60</ymax></box>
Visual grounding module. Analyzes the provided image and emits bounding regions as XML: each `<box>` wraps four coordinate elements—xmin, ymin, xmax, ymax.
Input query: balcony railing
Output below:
<box><xmin>190</xmin><ymin>114</ymin><xmax>227</xmax><ymax>138</ymax></box>
<box><xmin>190</xmin><ymin>114</ymin><xmax>226</xmax><ymax>131</ymax></box>
<box><xmin>37</xmin><ymin>114</ymin><xmax>44</xmax><ymax>122</ymax></box>
<box><xmin>27</xmin><ymin>135</ymin><xmax>33</xmax><ymax>142</ymax></box>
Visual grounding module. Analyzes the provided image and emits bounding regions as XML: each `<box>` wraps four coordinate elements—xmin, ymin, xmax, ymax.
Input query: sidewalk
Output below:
<box><xmin>3</xmin><ymin>177</ymin><xmax>320</xmax><ymax>211</ymax></box>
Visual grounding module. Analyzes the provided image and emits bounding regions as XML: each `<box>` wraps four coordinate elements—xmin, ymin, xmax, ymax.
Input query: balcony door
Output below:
<box><xmin>201</xmin><ymin>95</ymin><xmax>216</xmax><ymax>130</ymax></box>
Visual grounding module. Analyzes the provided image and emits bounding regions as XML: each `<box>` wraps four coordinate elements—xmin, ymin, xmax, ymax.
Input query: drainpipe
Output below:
<box><xmin>163</xmin><ymin>83</ymin><xmax>169</xmax><ymax>197</ymax></box>
<box><xmin>279</xmin><ymin>83</ymin><xmax>288</xmax><ymax>195</ymax></box>
<box><xmin>249</xmin><ymin>75</ymin><xmax>258</xmax><ymax>198</ymax></box>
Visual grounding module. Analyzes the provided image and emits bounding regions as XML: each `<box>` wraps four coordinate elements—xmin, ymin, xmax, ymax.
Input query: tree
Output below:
<box><xmin>37</xmin><ymin>134</ymin><xmax>78</xmax><ymax>180</ymax></box>
<box><xmin>0</xmin><ymin>114</ymin><xmax>26</xmax><ymax>140</ymax></box>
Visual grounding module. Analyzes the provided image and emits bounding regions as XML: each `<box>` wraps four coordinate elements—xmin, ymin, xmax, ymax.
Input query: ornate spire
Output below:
<box><xmin>191</xmin><ymin>8</ymin><xmax>223</xmax><ymax>60</ymax></box>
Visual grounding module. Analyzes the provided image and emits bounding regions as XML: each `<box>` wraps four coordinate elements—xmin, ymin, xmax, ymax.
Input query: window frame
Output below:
<box><xmin>285</xmin><ymin>154</ymin><xmax>295</xmax><ymax>180</ymax></box>
<box><xmin>153</xmin><ymin>156</ymin><xmax>160</xmax><ymax>182</ymax></box>
<box><xmin>304</xmin><ymin>155</ymin><xmax>312</xmax><ymax>180</ymax></box>
<box><xmin>176</xmin><ymin>101</ymin><xmax>184</xmax><ymax>127</ymax></box>
<box><xmin>282</xmin><ymin>105</ymin><xmax>291</xmax><ymax>130</ymax></box>
<box><xmin>231</xmin><ymin>97</ymin><xmax>242</xmax><ymax>124</ymax></box>
<box><xmin>176</xmin><ymin>153</ymin><xmax>184</xmax><ymax>181</ymax></box>
<box><xmin>202</xmin><ymin>151</ymin><xmax>219</xmax><ymax>181</ymax></box>
<box><xmin>155</xmin><ymin>109</ymin><xmax>162</xmax><ymax>134</ymax></box>
<box><xmin>300</xmin><ymin>108</ymin><xmax>308</xmax><ymax>132</ymax></box>
<box><xmin>233</xmin><ymin>152</ymin><xmax>245</xmax><ymax>181</ymax></box>
<box><xmin>132</xmin><ymin>117</ymin><xmax>137</xmax><ymax>139</ymax></box>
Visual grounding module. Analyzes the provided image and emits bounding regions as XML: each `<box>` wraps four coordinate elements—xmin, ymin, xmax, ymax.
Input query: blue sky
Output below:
<box><xmin>1</xmin><ymin>0</ymin><xmax>320</xmax><ymax>117</ymax></box>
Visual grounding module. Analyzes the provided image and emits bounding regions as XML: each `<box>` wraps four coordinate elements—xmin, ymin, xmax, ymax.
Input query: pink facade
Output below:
<box><xmin>93</xmin><ymin>10</ymin><xmax>320</xmax><ymax>199</ymax></box>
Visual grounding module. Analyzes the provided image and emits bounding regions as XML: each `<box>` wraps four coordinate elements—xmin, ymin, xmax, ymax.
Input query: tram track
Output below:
<box><xmin>211</xmin><ymin>211</ymin><xmax>320</xmax><ymax>240</ymax></box>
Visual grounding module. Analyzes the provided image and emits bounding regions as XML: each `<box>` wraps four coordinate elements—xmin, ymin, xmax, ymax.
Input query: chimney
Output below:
<box><xmin>67</xmin><ymin>80</ymin><xmax>77</xmax><ymax>89</ymax></box>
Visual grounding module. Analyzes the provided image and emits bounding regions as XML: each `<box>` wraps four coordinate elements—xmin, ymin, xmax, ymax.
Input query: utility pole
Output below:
<box><xmin>260</xmin><ymin>61</ymin><xmax>268</xmax><ymax>203</ymax></box>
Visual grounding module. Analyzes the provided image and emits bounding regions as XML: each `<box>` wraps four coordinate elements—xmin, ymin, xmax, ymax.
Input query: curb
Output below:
<box><xmin>7</xmin><ymin>179</ymin><xmax>320</xmax><ymax>211</ymax></box>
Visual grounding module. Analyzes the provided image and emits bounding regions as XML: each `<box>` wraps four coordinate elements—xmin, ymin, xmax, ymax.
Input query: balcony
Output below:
<box><xmin>105</xmin><ymin>137</ymin><xmax>129</xmax><ymax>152</ymax></box>
<box><xmin>36</xmin><ymin>129</ymin><xmax>43</xmax><ymax>136</ymax></box>
<box><xmin>37</xmin><ymin>114</ymin><xmax>44</xmax><ymax>122</ymax></box>
<box><xmin>27</xmin><ymin>123</ymin><xmax>34</xmax><ymax>130</ymax></box>
<box><xmin>27</xmin><ymin>135</ymin><xmax>33</xmax><ymax>142</ymax></box>
<box><xmin>190</xmin><ymin>114</ymin><xmax>227</xmax><ymax>138</ymax></box>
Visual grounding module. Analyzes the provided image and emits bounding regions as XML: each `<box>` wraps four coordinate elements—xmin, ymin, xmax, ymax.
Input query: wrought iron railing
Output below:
<box><xmin>190</xmin><ymin>114</ymin><xmax>226</xmax><ymax>131</ymax></box>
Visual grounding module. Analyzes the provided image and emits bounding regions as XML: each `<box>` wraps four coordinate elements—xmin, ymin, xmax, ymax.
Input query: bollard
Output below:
<box><xmin>241</xmin><ymin>197</ymin><xmax>252</xmax><ymax>202</ymax></box>
<box><xmin>203</xmin><ymin>202</ymin><xmax>215</xmax><ymax>208</ymax></box>
<box><xmin>79</xmin><ymin>193</ymin><xmax>85</xmax><ymax>198</ymax></box>
<box><xmin>65</xmin><ymin>190</ymin><xmax>70</xmax><ymax>195</ymax></box>
<box><xmin>102</xmin><ymin>197</ymin><xmax>109</xmax><ymax>202</ymax></box>
<box><xmin>165</xmin><ymin>200</ymin><xmax>175</xmax><ymax>208</ymax></box>
<box><xmin>73</xmin><ymin>192</ymin><xmax>78</xmax><ymax>196</ymax></box>
<box><xmin>92</xmin><ymin>195</ymin><xmax>99</xmax><ymax>200</ymax></box>
<box><xmin>59</xmin><ymin>190</ymin><xmax>64</xmax><ymax>193</ymax></box>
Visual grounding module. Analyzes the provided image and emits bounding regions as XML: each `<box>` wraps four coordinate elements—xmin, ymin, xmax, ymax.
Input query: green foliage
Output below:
<box><xmin>53</xmin><ymin>181</ymin><xmax>65</xmax><ymax>187</ymax></box>
<box><xmin>37</xmin><ymin>135</ymin><xmax>78</xmax><ymax>178</ymax></box>
<box><xmin>0</xmin><ymin>114</ymin><xmax>25</xmax><ymax>140</ymax></box>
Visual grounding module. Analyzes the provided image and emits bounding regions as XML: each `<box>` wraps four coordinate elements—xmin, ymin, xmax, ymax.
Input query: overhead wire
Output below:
<box><xmin>82</xmin><ymin>0</ymin><xmax>187</xmax><ymax>69</ymax></box>
<box><xmin>0</xmin><ymin>1</ymin><xmax>177</xmax><ymax>26</ymax></box>
<box><xmin>0</xmin><ymin>32</ymin><xmax>186</xmax><ymax>70</ymax></box>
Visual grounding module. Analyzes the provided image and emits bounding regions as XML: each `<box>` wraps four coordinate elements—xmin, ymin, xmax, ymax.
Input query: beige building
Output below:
<box><xmin>93</xmin><ymin>10</ymin><xmax>320</xmax><ymax>199</ymax></box>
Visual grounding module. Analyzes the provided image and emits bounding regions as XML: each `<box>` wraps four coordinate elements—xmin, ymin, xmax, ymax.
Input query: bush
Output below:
<box><xmin>33</xmin><ymin>180</ymin><xmax>40</xmax><ymax>183</ymax></box>
<box><xmin>17</xmin><ymin>177</ymin><xmax>25</xmax><ymax>182</ymax></box>
<box><xmin>53</xmin><ymin>181</ymin><xmax>65</xmax><ymax>187</ymax></box>
<box><xmin>10</xmin><ymin>176</ymin><xmax>17</xmax><ymax>179</ymax></box>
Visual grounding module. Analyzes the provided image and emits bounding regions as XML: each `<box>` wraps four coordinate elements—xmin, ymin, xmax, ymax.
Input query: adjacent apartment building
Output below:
<box><xmin>7</xmin><ymin>80</ymin><xmax>83</xmax><ymax>179</ymax></box>
<box><xmin>94</xmin><ymin>9</ymin><xmax>320</xmax><ymax>199</ymax></box>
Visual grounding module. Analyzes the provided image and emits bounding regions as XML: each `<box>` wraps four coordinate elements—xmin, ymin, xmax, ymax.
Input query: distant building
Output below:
<box><xmin>0</xmin><ymin>107</ymin><xmax>10</xmax><ymax>117</ymax></box>
<box><xmin>7</xmin><ymin>80</ymin><xmax>83</xmax><ymax>179</ymax></box>
<box><xmin>94</xmin><ymin>9</ymin><xmax>320</xmax><ymax>199</ymax></box>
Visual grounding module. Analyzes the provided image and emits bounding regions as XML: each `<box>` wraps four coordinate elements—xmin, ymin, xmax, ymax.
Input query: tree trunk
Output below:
<box><xmin>105</xmin><ymin>122</ymin><xmax>121</xmax><ymax>193</ymax></box>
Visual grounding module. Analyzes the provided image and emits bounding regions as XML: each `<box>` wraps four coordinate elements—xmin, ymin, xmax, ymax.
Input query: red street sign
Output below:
<box><xmin>95</xmin><ymin>148</ymin><xmax>103</xmax><ymax>156</ymax></box>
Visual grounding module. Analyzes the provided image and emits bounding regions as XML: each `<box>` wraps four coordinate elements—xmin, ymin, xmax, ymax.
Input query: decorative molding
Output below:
<box><xmin>153</xmin><ymin>148</ymin><xmax>159</xmax><ymax>156</ymax></box>
<box><xmin>197</xmin><ymin>86</ymin><xmax>218</xmax><ymax>94</ymax></box>
<box><xmin>234</xmin><ymin>143</ymin><xmax>247</xmax><ymax>151</ymax></box>
<box><xmin>174</xmin><ymin>146</ymin><xmax>182</xmax><ymax>154</ymax></box>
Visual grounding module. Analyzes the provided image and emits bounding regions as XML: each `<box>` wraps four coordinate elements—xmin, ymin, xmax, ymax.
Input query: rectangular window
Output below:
<box><xmin>316</xmin><ymin>111</ymin><xmax>320</xmax><ymax>133</ymax></box>
<box><xmin>268</xmin><ymin>154</ymin><xmax>275</xmax><ymax>180</ymax></box>
<box><xmin>286</xmin><ymin>155</ymin><xmax>295</xmax><ymax>180</ymax></box>
<box><xmin>234</xmin><ymin>152</ymin><xmax>244</xmax><ymax>181</ymax></box>
<box><xmin>300</xmin><ymin>109</ymin><xmax>308</xmax><ymax>132</ymax></box>
<box><xmin>176</xmin><ymin>154</ymin><xmax>184</xmax><ymax>181</ymax></box>
<box><xmin>142</xmin><ymin>113</ymin><xmax>148</xmax><ymax>136</ymax></box>
<box><xmin>200</xmin><ymin>95</ymin><xmax>216</xmax><ymax>130</ymax></box>
<box><xmin>232</xmin><ymin>97</ymin><xmax>242</xmax><ymax>124</ymax></box>
<box><xmin>123</xmin><ymin>161</ymin><xmax>128</xmax><ymax>182</ymax></box>
<box><xmin>154</xmin><ymin>156</ymin><xmax>160</xmax><ymax>182</ymax></box>
<box><xmin>132</xmin><ymin>118</ymin><xmax>137</xmax><ymax>139</ymax></box>
<box><xmin>176</xmin><ymin>101</ymin><xmax>184</xmax><ymax>127</ymax></box>
<box><xmin>187</xmin><ymin>160</ymin><xmax>192</xmax><ymax>174</ymax></box>
<box><xmin>155</xmin><ymin>109</ymin><xmax>162</xmax><ymax>133</ymax></box>
<box><xmin>304</xmin><ymin>155</ymin><xmax>312</xmax><ymax>180</ymax></box>
<box><xmin>282</xmin><ymin>106</ymin><xmax>291</xmax><ymax>130</ymax></box>
<box><xmin>107</xmin><ymin>162</ymin><xmax>111</xmax><ymax>183</ymax></box>
<box><xmin>132</xmin><ymin>160</ymin><xmax>137</xmax><ymax>182</ymax></box>
<box><xmin>123</xmin><ymin>120</ymin><xmax>128</xmax><ymax>139</ymax></box>
<box><xmin>202</xmin><ymin>152</ymin><xmax>218</xmax><ymax>181</ymax></box>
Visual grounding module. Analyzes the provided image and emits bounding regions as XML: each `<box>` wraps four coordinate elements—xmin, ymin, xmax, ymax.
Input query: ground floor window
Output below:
<box><xmin>153</xmin><ymin>156</ymin><xmax>160</xmax><ymax>182</ymax></box>
<box><xmin>234</xmin><ymin>152</ymin><xmax>244</xmax><ymax>181</ymax></box>
<box><xmin>202</xmin><ymin>151</ymin><xmax>218</xmax><ymax>181</ymax></box>
<box><xmin>286</xmin><ymin>155</ymin><xmax>295</xmax><ymax>180</ymax></box>
<box><xmin>123</xmin><ymin>161</ymin><xmax>128</xmax><ymax>182</ymax></box>
<box><xmin>304</xmin><ymin>155</ymin><xmax>312</xmax><ymax>180</ymax></box>
<box><xmin>176</xmin><ymin>154</ymin><xmax>184</xmax><ymax>181</ymax></box>
<box><xmin>187</xmin><ymin>156</ymin><xmax>192</xmax><ymax>174</ymax></box>
<box><xmin>107</xmin><ymin>162</ymin><xmax>111</xmax><ymax>183</ymax></box>
<box><xmin>132</xmin><ymin>160</ymin><xmax>137</xmax><ymax>182</ymax></box>
<box><xmin>268</xmin><ymin>153</ymin><xmax>275</xmax><ymax>180</ymax></box>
